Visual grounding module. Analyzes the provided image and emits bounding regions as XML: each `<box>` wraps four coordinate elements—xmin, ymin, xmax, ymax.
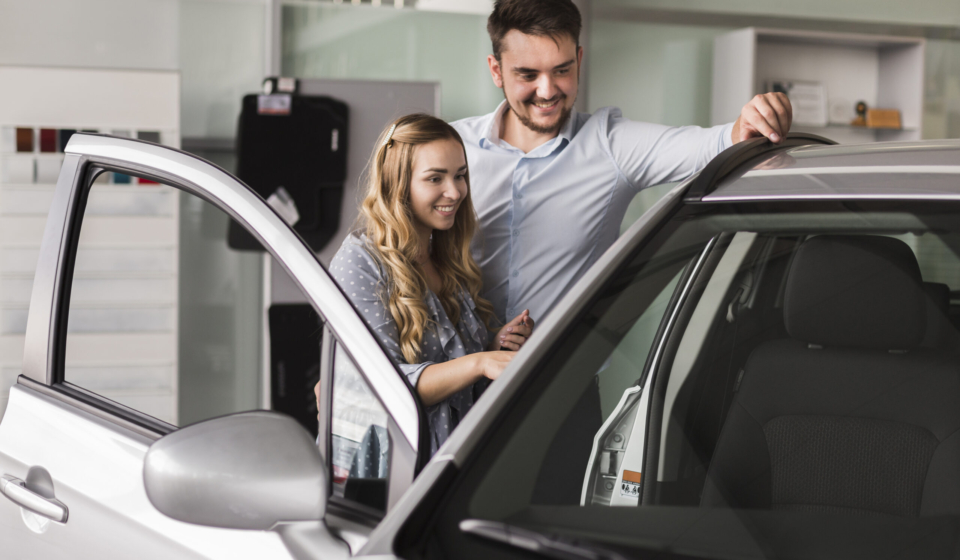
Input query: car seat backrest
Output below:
<box><xmin>701</xmin><ymin>236</ymin><xmax>960</xmax><ymax>517</ymax></box>
<box><xmin>783</xmin><ymin>235</ymin><xmax>926</xmax><ymax>350</ymax></box>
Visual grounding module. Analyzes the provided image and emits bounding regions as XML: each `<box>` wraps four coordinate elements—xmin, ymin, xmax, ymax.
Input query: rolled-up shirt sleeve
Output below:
<box><xmin>605</xmin><ymin>108</ymin><xmax>734</xmax><ymax>191</ymax></box>
<box><xmin>330</xmin><ymin>239</ymin><xmax>434</xmax><ymax>389</ymax></box>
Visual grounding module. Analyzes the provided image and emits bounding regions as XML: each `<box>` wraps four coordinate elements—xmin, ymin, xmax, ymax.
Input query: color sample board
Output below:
<box><xmin>0</xmin><ymin>66</ymin><xmax>180</xmax><ymax>423</ymax></box>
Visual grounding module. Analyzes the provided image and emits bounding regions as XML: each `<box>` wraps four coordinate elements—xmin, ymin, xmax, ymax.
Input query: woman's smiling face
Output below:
<box><xmin>408</xmin><ymin>138</ymin><xmax>469</xmax><ymax>236</ymax></box>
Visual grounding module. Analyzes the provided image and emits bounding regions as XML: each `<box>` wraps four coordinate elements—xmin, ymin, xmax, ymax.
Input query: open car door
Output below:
<box><xmin>0</xmin><ymin>135</ymin><xmax>421</xmax><ymax>558</ymax></box>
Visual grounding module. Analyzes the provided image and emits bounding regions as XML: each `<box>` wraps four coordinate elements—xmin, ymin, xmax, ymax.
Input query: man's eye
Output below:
<box><xmin>521</xmin><ymin>74</ymin><xmax>536</xmax><ymax>81</ymax></box>
<box><xmin>556</xmin><ymin>68</ymin><xmax>569</xmax><ymax>75</ymax></box>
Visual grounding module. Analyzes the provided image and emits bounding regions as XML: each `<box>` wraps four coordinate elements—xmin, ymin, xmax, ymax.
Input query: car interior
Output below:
<box><xmin>432</xmin><ymin>203</ymin><xmax>960</xmax><ymax>560</ymax></box>
<box><xmin>664</xmin><ymin>233</ymin><xmax>960</xmax><ymax>516</ymax></box>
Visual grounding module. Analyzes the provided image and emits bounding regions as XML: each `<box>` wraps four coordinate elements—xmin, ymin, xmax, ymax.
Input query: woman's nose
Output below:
<box><xmin>442</xmin><ymin>181</ymin><xmax>462</xmax><ymax>200</ymax></box>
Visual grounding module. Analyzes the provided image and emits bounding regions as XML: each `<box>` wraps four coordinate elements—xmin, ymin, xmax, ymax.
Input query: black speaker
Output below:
<box><xmin>269</xmin><ymin>304</ymin><xmax>324</xmax><ymax>438</ymax></box>
<box><xmin>229</xmin><ymin>92</ymin><xmax>349</xmax><ymax>252</ymax></box>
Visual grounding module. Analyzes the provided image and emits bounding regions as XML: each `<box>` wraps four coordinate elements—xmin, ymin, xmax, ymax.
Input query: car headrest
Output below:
<box><xmin>784</xmin><ymin>235</ymin><xmax>926</xmax><ymax>350</ymax></box>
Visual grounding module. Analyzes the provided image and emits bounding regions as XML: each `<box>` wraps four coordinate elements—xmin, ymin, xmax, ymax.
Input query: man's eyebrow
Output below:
<box><xmin>512</xmin><ymin>59</ymin><xmax>576</xmax><ymax>73</ymax></box>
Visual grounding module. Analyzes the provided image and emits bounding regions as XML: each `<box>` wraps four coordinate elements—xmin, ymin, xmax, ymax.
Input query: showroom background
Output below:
<box><xmin>2</xmin><ymin>0</ymin><xmax>960</xmax><ymax>422</ymax></box>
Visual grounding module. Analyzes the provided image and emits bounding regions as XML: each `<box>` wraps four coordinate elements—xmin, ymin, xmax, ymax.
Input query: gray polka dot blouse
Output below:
<box><xmin>332</xmin><ymin>233</ymin><xmax>492</xmax><ymax>457</ymax></box>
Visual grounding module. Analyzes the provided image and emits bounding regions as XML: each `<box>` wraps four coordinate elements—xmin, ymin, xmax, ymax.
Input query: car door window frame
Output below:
<box><xmin>17</xmin><ymin>136</ymin><xmax>421</xmax><ymax>468</ymax></box>
<box><xmin>318</xmin><ymin>324</ymin><xmax>419</xmax><ymax>521</ymax></box>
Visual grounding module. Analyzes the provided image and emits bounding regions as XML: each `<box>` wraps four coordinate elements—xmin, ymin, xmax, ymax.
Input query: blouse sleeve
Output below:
<box><xmin>330</xmin><ymin>240</ymin><xmax>435</xmax><ymax>388</ymax></box>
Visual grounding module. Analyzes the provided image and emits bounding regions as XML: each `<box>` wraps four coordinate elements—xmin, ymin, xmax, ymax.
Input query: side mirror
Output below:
<box><xmin>143</xmin><ymin>411</ymin><xmax>325</xmax><ymax>530</ymax></box>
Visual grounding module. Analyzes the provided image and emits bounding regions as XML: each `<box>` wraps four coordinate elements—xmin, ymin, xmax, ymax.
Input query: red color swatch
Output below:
<box><xmin>39</xmin><ymin>129</ymin><xmax>57</xmax><ymax>153</ymax></box>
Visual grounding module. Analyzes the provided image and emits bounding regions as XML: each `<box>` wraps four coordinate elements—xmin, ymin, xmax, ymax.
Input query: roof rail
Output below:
<box><xmin>683</xmin><ymin>132</ymin><xmax>837</xmax><ymax>202</ymax></box>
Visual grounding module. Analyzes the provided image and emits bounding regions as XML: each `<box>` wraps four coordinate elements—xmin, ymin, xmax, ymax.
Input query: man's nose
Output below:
<box><xmin>535</xmin><ymin>74</ymin><xmax>558</xmax><ymax>101</ymax></box>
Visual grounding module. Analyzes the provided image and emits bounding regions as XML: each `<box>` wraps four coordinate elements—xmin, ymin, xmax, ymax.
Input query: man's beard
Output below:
<box><xmin>506</xmin><ymin>92</ymin><xmax>574</xmax><ymax>135</ymax></box>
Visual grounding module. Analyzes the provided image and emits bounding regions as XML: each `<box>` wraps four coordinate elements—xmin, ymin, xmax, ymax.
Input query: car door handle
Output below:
<box><xmin>1</xmin><ymin>475</ymin><xmax>69</xmax><ymax>523</ymax></box>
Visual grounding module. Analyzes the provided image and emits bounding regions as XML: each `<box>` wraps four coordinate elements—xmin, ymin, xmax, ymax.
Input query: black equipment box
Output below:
<box><xmin>229</xmin><ymin>93</ymin><xmax>349</xmax><ymax>252</ymax></box>
<box><xmin>269</xmin><ymin>304</ymin><xmax>324</xmax><ymax>438</ymax></box>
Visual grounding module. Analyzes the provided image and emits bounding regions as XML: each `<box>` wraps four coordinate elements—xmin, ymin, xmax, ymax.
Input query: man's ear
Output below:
<box><xmin>487</xmin><ymin>54</ymin><xmax>503</xmax><ymax>88</ymax></box>
<box><xmin>576</xmin><ymin>46</ymin><xmax>584</xmax><ymax>80</ymax></box>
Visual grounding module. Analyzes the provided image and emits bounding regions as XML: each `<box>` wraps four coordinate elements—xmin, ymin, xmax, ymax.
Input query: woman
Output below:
<box><xmin>331</xmin><ymin>114</ymin><xmax>534</xmax><ymax>455</ymax></box>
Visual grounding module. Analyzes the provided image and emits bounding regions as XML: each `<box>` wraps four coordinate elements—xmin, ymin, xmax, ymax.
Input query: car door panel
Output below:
<box><xmin>0</xmin><ymin>385</ymin><xmax>291</xmax><ymax>559</ymax></box>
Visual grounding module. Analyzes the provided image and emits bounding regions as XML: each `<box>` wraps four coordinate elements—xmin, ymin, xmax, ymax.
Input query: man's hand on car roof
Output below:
<box><xmin>731</xmin><ymin>92</ymin><xmax>793</xmax><ymax>144</ymax></box>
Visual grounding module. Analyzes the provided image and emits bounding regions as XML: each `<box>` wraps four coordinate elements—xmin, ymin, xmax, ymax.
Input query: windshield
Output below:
<box><xmin>430</xmin><ymin>200</ymin><xmax>960</xmax><ymax>560</ymax></box>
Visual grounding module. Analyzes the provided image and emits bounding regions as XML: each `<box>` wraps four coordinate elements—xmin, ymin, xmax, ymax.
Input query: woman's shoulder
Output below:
<box><xmin>331</xmin><ymin>231</ymin><xmax>385</xmax><ymax>281</ymax></box>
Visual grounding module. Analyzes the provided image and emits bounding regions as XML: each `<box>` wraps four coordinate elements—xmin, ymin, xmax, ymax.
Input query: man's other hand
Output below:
<box><xmin>731</xmin><ymin>93</ymin><xmax>793</xmax><ymax>144</ymax></box>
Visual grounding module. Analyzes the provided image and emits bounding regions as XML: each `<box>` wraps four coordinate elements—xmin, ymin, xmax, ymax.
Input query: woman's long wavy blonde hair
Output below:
<box><xmin>360</xmin><ymin>113</ymin><xmax>495</xmax><ymax>364</ymax></box>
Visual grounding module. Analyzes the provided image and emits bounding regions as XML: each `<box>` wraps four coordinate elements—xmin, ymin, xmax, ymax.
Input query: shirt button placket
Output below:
<box><xmin>507</xmin><ymin>160</ymin><xmax>528</xmax><ymax>319</ymax></box>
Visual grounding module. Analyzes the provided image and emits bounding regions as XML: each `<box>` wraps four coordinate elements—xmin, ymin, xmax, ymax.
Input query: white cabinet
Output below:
<box><xmin>0</xmin><ymin>66</ymin><xmax>180</xmax><ymax>422</ymax></box>
<box><xmin>712</xmin><ymin>28</ymin><xmax>924</xmax><ymax>144</ymax></box>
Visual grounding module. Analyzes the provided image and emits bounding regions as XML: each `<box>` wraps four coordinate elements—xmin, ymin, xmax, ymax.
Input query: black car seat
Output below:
<box><xmin>701</xmin><ymin>235</ymin><xmax>960</xmax><ymax>517</ymax></box>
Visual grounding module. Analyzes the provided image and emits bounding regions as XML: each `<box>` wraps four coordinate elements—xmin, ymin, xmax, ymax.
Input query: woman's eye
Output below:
<box><xmin>428</xmin><ymin>176</ymin><xmax>442</xmax><ymax>183</ymax></box>
<box><xmin>455</xmin><ymin>174</ymin><xmax>466</xmax><ymax>181</ymax></box>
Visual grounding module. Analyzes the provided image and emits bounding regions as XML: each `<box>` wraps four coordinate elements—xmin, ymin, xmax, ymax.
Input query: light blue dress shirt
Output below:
<box><xmin>452</xmin><ymin>101</ymin><xmax>734</xmax><ymax>324</ymax></box>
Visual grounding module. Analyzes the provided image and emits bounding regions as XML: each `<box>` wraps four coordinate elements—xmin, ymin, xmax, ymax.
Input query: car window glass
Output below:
<box><xmin>893</xmin><ymin>232</ymin><xmax>960</xmax><ymax>291</ymax></box>
<box><xmin>330</xmin><ymin>341</ymin><xmax>390</xmax><ymax>512</ymax></box>
<box><xmin>61</xmin><ymin>174</ymin><xmax>264</xmax><ymax>426</ymax></box>
<box><xmin>441</xmin><ymin>203</ymin><xmax>960</xmax><ymax>560</ymax></box>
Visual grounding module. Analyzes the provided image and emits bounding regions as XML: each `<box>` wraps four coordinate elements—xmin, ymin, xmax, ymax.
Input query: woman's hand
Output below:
<box><xmin>419</xmin><ymin>351</ymin><xmax>516</xmax><ymax>406</ymax></box>
<box><xmin>489</xmin><ymin>309</ymin><xmax>535</xmax><ymax>351</ymax></box>
<box><xmin>475</xmin><ymin>350</ymin><xmax>516</xmax><ymax>381</ymax></box>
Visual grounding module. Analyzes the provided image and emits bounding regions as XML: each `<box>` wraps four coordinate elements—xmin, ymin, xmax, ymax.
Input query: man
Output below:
<box><xmin>450</xmin><ymin>0</ymin><xmax>792</xmax><ymax>505</ymax></box>
<box><xmin>452</xmin><ymin>0</ymin><xmax>792</xmax><ymax>327</ymax></box>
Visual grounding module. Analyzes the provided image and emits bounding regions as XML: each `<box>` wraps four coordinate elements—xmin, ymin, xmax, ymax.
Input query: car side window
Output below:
<box><xmin>62</xmin><ymin>174</ymin><xmax>263</xmax><ymax>426</ymax></box>
<box><xmin>330</xmin><ymin>340</ymin><xmax>390</xmax><ymax>513</ymax></box>
<box><xmin>896</xmin><ymin>232</ymin><xmax>960</xmax><ymax>292</ymax></box>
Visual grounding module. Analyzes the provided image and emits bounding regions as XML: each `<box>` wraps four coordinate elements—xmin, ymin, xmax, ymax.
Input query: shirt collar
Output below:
<box><xmin>479</xmin><ymin>100</ymin><xmax>574</xmax><ymax>156</ymax></box>
<box><xmin>479</xmin><ymin>100</ymin><xmax>510</xmax><ymax>150</ymax></box>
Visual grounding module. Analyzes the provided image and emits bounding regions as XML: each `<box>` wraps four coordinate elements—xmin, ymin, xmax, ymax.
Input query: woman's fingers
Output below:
<box><xmin>505</xmin><ymin>311</ymin><xmax>527</xmax><ymax>327</ymax></box>
<box><xmin>504</xmin><ymin>324</ymin><xmax>532</xmax><ymax>337</ymax></box>
<box><xmin>499</xmin><ymin>334</ymin><xmax>526</xmax><ymax>348</ymax></box>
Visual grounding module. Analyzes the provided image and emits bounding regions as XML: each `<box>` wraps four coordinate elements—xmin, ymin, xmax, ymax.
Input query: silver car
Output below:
<box><xmin>3</xmin><ymin>133</ymin><xmax>960</xmax><ymax>559</ymax></box>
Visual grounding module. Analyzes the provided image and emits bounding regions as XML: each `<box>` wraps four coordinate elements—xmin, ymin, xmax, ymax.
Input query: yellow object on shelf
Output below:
<box><xmin>866</xmin><ymin>109</ymin><xmax>901</xmax><ymax>129</ymax></box>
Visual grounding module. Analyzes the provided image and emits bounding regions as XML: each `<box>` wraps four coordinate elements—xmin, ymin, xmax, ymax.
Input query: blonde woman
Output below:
<box><xmin>330</xmin><ymin>114</ymin><xmax>535</xmax><ymax>455</ymax></box>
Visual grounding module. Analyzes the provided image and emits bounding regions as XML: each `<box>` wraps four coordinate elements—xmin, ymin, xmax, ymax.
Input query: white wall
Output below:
<box><xmin>0</xmin><ymin>0</ymin><xmax>178</xmax><ymax>70</ymax></box>
<box><xmin>180</xmin><ymin>0</ymin><xmax>267</xmax><ymax>139</ymax></box>
<box><xmin>601</xmin><ymin>0</ymin><xmax>960</xmax><ymax>28</ymax></box>
<box><xmin>589</xmin><ymin>20</ymin><xmax>728</xmax><ymax>126</ymax></box>
<box><xmin>0</xmin><ymin>0</ymin><xmax>267</xmax><ymax>140</ymax></box>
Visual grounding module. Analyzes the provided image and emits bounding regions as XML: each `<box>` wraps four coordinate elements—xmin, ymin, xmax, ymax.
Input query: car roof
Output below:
<box><xmin>701</xmin><ymin>139</ymin><xmax>960</xmax><ymax>202</ymax></box>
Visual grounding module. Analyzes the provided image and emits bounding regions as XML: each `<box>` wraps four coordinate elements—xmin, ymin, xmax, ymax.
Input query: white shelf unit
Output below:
<box><xmin>712</xmin><ymin>28</ymin><xmax>925</xmax><ymax>144</ymax></box>
<box><xmin>0</xmin><ymin>66</ymin><xmax>180</xmax><ymax>423</ymax></box>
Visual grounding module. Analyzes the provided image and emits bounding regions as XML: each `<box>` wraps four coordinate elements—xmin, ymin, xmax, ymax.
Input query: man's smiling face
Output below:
<box><xmin>491</xmin><ymin>30</ymin><xmax>581</xmax><ymax>135</ymax></box>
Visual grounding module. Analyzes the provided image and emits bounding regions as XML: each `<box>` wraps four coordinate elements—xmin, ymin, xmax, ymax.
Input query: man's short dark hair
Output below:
<box><xmin>487</xmin><ymin>0</ymin><xmax>582</xmax><ymax>61</ymax></box>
